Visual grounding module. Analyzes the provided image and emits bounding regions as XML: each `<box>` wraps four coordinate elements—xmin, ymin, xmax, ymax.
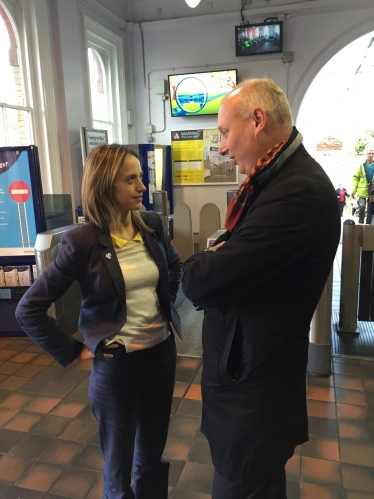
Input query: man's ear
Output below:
<box><xmin>253</xmin><ymin>108</ymin><xmax>266</xmax><ymax>136</ymax></box>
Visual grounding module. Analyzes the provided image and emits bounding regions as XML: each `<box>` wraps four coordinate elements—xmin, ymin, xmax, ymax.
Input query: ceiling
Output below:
<box><xmin>97</xmin><ymin>0</ymin><xmax>370</xmax><ymax>24</ymax></box>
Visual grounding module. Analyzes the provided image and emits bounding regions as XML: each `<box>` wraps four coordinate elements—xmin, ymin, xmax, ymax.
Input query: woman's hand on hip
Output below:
<box><xmin>79</xmin><ymin>344</ymin><xmax>95</xmax><ymax>360</ymax></box>
<box><xmin>78</xmin><ymin>343</ymin><xmax>120</xmax><ymax>360</ymax></box>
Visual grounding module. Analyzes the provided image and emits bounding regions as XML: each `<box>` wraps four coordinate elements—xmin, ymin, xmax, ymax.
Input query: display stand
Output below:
<box><xmin>0</xmin><ymin>146</ymin><xmax>46</xmax><ymax>336</ymax></box>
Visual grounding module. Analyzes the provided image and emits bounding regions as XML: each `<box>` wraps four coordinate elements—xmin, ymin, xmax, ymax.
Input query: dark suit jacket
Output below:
<box><xmin>16</xmin><ymin>211</ymin><xmax>182</xmax><ymax>367</ymax></box>
<box><xmin>182</xmin><ymin>128</ymin><xmax>341</xmax><ymax>481</ymax></box>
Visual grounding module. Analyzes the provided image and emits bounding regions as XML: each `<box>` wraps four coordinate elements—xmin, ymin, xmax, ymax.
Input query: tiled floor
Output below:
<box><xmin>0</xmin><ymin>338</ymin><xmax>371</xmax><ymax>498</ymax></box>
<box><xmin>0</xmin><ymin>222</ymin><xmax>372</xmax><ymax>499</ymax></box>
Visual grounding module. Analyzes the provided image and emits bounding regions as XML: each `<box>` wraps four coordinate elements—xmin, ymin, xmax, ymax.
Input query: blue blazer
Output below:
<box><xmin>16</xmin><ymin>211</ymin><xmax>182</xmax><ymax>367</ymax></box>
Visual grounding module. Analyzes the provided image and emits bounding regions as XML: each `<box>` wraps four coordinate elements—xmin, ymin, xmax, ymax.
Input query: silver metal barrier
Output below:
<box><xmin>337</xmin><ymin>220</ymin><xmax>361</xmax><ymax>335</ymax></box>
<box><xmin>307</xmin><ymin>268</ymin><xmax>333</xmax><ymax>377</ymax></box>
<box><xmin>152</xmin><ymin>189</ymin><xmax>173</xmax><ymax>236</ymax></box>
<box><xmin>35</xmin><ymin>225</ymin><xmax>81</xmax><ymax>336</ymax></box>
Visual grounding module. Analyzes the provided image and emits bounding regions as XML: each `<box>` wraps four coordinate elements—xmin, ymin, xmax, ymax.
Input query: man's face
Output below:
<box><xmin>366</xmin><ymin>149</ymin><xmax>374</xmax><ymax>164</ymax></box>
<box><xmin>218</xmin><ymin>94</ymin><xmax>258</xmax><ymax>175</ymax></box>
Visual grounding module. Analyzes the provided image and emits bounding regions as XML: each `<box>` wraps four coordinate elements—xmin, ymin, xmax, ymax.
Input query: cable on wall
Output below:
<box><xmin>139</xmin><ymin>23</ymin><xmax>147</xmax><ymax>87</ymax></box>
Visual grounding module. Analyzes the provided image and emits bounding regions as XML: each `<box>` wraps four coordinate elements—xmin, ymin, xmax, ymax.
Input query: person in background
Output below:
<box><xmin>351</xmin><ymin>146</ymin><xmax>374</xmax><ymax>224</ymax></box>
<box><xmin>182</xmin><ymin>78</ymin><xmax>341</xmax><ymax>499</ymax></box>
<box><xmin>335</xmin><ymin>183</ymin><xmax>349</xmax><ymax>217</ymax></box>
<box><xmin>16</xmin><ymin>144</ymin><xmax>182</xmax><ymax>499</ymax></box>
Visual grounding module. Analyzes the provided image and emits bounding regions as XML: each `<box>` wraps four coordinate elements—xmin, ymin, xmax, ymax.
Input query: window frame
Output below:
<box><xmin>0</xmin><ymin>2</ymin><xmax>34</xmax><ymax>147</ymax></box>
<box><xmin>12</xmin><ymin>0</ymin><xmax>63</xmax><ymax>194</ymax></box>
<box><xmin>84</xmin><ymin>15</ymin><xmax>128</xmax><ymax>145</ymax></box>
<box><xmin>87</xmin><ymin>44</ymin><xmax>114</xmax><ymax>142</ymax></box>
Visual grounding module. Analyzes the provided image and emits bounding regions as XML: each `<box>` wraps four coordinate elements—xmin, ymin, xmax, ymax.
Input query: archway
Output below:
<box><xmin>296</xmin><ymin>31</ymin><xmax>374</xmax><ymax>191</ymax></box>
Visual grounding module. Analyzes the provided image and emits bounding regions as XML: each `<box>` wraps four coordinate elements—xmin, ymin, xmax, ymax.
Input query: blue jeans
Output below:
<box><xmin>88</xmin><ymin>335</ymin><xmax>176</xmax><ymax>499</ymax></box>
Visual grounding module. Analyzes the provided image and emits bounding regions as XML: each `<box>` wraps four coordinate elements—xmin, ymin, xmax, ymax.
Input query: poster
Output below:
<box><xmin>80</xmin><ymin>127</ymin><xmax>108</xmax><ymax>162</ymax></box>
<box><xmin>171</xmin><ymin>129</ymin><xmax>237</xmax><ymax>185</ymax></box>
<box><xmin>0</xmin><ymin>150</ymin><xmax>38</xmax><ymax>255</ymax></box>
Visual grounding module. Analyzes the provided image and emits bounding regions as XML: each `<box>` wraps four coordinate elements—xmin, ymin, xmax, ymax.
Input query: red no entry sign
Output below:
<box><xmin>9</xmin><ymin>180</ymin><xmax>30</xmax><ymax>203</ymax></box>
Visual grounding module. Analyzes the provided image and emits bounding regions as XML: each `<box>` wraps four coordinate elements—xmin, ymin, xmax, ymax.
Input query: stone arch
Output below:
<box><xmin>291</xmin><ymin>15</ymin><xmax>374</xmax><ymax>123</ymax></box>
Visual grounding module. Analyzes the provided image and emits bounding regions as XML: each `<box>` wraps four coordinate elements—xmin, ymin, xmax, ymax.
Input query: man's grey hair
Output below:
<box><xmin>224</xmin><ymin>78</ymin><xmax>293</xmax><ymax>135</ymax></box>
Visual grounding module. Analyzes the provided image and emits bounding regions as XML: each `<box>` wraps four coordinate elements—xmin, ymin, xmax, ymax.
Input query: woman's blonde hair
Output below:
<box><xmin>82</xmin><ymin>144</ymin><xmax>153</xmax><ymax>233</ymax></box>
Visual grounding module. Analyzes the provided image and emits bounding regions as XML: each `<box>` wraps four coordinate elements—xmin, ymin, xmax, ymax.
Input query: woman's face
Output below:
<box><xmin>112</xmin><ymin>154</ymin><xmax>146</xmax><ymax>216</ymax></box>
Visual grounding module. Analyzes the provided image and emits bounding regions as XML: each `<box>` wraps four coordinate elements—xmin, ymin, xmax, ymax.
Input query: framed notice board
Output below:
<box><xmin>80</xmin><ymin>127</ymin><xmax>108</xmax><ymax>163</ymax></box>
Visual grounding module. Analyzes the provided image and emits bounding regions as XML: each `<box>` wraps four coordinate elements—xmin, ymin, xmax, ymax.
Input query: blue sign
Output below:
<box><xmin>0</xmin><ymin>150</ymin><xmax>37</xmax><ymax>249</ymax></box>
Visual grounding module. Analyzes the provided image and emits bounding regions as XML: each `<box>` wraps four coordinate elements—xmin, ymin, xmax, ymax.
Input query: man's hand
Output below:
<box><xmin>78</xmin><ymin>343</ymin><xmax>119</xmax><ymax>360</ymax></box>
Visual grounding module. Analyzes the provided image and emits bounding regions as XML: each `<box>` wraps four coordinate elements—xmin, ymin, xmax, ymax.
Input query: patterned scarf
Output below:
<box><xmin>224</xmin><ymin>140</ymin><xmax>288</xmax><ymax>231</ymax></box>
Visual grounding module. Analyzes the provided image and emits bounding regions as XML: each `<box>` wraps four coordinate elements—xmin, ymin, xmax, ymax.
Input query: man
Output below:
<box><xmin>351</xmin><ymin>146</ymin><xmax>374</xmax><ymax>224</ymax></box>
<box><xmin>182</xmin><ymin>78</ymin><xmax>341</xmax><ymax>499</ymax></box>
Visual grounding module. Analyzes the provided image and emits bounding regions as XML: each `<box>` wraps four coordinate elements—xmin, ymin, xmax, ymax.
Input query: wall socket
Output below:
<box><xmin>154</xmin><ymin>79</ymin><xmax>167</xmax><ymax>95</ymax></box>
<box><xmin>127</xmin><ymin>110</ymin><xmax>134</xmax><ymax>126</ymax></box>
<box><xmin>282</xmin><ymin>52</ymin><xmax>294</xmax><ymax>63</ymax></box>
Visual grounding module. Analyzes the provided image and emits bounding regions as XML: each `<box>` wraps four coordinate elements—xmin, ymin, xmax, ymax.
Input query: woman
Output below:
<box><xmin>16</xmin><ymin>144</ymin><xmax>182</xmax><ymax>499</ymax></box>
<box><xmin>335</xmin><ymin>183</ymin><xmax>349</xmax><ymax>217</ymax></box>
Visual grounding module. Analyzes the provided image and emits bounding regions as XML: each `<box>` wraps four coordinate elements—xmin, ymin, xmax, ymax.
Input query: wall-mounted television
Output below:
<box><xmin>235</xmin><ymin>22</ymin><xmax>283</xmax><ymax>57</ymax></box>
<box><xmin>168</xmin><ymin>69</ymin><xmax>237</xmax><ymax>117</ymax></box>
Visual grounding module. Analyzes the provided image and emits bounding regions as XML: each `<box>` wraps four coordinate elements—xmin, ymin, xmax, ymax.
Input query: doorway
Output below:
<box><xmin>296</xmin><ymin>31</ymin><xmax>374</xmax><ymax>191</ymax></box>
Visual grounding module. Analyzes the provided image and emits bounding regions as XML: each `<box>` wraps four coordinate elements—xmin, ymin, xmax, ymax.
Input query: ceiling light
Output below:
<box><xmin>185</xmin><ymin>0</ymin><xmax>202</xmax><ymax>7</ymax></box>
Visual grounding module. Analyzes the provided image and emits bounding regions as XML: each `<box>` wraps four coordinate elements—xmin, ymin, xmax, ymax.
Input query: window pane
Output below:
<box><xmin>4</xmin><ymin>108</ymin><xmax>32</xmax><ymax>146</ymax></box>
<box><xmin>0</xmin><ymin>5</ymin><xmax>25</xmax><ymax>107</ymax></box>
<box><xmin>88</xmin><ymin>47</ymin><xmax>110</xmax><ymax>122</ymax></box>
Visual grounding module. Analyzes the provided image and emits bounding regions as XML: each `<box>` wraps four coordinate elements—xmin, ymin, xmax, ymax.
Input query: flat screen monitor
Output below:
<box><xmin>43</xmin><ymin>194</ymin><xmax>73</xmax><ymax>231</ymax></box>
<box><xmin>235</xmin><ymin>22</ymin><xmax>283</xmax><ymax>57</ymax></box>
<box><xmin>168</xmin><ymin>69</ymin><xmax>237</xmax><ymax>117</ymax></box>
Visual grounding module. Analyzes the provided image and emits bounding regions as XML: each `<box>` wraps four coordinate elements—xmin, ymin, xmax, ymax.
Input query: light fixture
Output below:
<box><xmin>185</xmin><ymin>0</ymin><xmax>202</xmax><ymax>7</ymax></box>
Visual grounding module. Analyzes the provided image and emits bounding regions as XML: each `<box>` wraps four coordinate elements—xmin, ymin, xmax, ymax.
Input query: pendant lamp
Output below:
<box><xmin>185</xmin><ymin>0</ymin><xmax>202</xmax><ymax>7</ymax></box>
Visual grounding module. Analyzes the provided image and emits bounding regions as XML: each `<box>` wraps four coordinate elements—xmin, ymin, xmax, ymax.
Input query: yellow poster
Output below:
<box><xmin>171</xmin><ymin>129</ymin><xmax>237</xmax><ymax>185</ymax></box>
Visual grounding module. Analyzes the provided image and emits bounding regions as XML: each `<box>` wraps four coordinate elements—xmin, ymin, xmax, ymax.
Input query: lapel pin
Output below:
<box><xmin>105</xmin><ymin>253</ymin><xmax>112</xmax><ymax>260</ymax></box>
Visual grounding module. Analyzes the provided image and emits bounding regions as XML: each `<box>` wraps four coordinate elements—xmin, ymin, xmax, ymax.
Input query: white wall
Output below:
<box><xmin>46</xmin><ymin>0</ymin><xmax>133</xmax><ymax>209</ymax></box>
<box><xmin>130</xmin><ymin>6</ymin><xmax>374</xmax><ymax>232</ymax></box>
<box><xmin>43</xmin><ymin>1</ymin><xmax>374</xmax><ymax>231</ymax></box>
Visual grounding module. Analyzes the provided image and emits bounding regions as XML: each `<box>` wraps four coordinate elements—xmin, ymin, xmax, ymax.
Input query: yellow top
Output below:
<box><xmin>110</xmin><ymin>231</ymin><xmax>143</xmax><ymax>248</ymax></box>
<box><xmin>107</xmin><ymin>231</ymin><xmax>169</xmax><ymax>352</ymax></box>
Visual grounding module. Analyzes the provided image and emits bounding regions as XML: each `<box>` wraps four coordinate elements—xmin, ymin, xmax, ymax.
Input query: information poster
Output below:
<box><xmin>80</xmin><ymin>127</ymin><xmax>108</xmax><ymax>162</ymax></box>
<box><xmin>172</xmin><ymin>128</ymin><xmax>237</xmax><ymax>185</ymax></box>
<box><xmin>0</xmin><ymin>150</ymin><xmax>37</xmax><ymax>254</ymax></box>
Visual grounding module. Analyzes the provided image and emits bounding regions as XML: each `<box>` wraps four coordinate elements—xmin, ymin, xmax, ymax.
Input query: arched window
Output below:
<box><xmin>85</xmin><ymin>16</ymin><xmax>128</xmax><ymax>145</ymax></box>
<box><xmin>87</xmin><ymin>46</ymin><xmax>113</xmax><ymax>142</ymax></box>
<box><xmin>0</xmin><ymin>3</ymin><xmax>32</xmax><ymax>146</ymax></box>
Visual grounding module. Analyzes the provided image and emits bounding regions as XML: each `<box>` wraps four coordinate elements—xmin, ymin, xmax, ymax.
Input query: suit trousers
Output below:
<box><xmin>212</xmin><ymin>467</ymin><xmax>287</xmax><ymax>499</ymax></box>
<box><xmin>88</xmin><ymin>334</ymin><xmax>176</xmax><ymax>499</ymax></box>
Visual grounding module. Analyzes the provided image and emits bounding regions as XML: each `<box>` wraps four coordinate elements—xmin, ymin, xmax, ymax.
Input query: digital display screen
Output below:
<box><xmin>235</xmin><ymin>22</ymin><xmax>283</xmax><ymax>57</ymax></box>
<box><xmin>168</xmin><ymin>69</ymin><xmax>237</xmax><ymax>117</ymax></box>
<box><xmin>0</xmin><ymin>150</ymin><xmax>38</xmax><ymax>256</ymax></box>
